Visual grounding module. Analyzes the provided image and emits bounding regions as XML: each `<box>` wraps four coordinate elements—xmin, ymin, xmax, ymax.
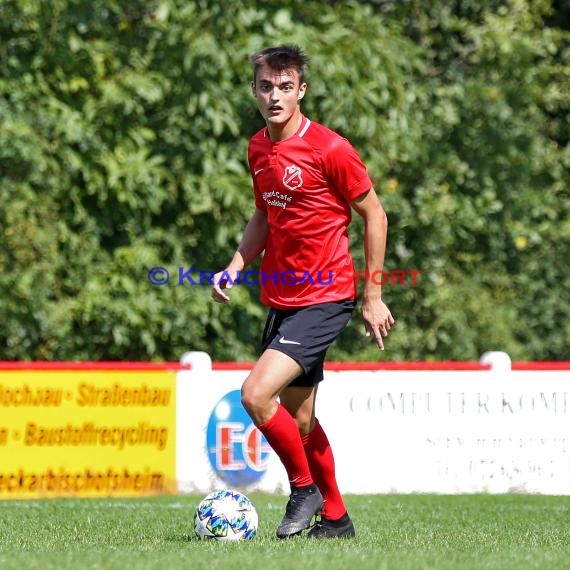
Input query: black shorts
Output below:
<box><xmin>261</xmin><ymin>300</ymin><xmax>356</xmax><ymax>387</ymax></box>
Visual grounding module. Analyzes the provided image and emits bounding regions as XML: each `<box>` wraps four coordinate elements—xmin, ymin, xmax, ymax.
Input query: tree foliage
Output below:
<box><xmin>0</xmin><ymin>0</ymin><xmax>568</xmax><ymax>361</ymax></box>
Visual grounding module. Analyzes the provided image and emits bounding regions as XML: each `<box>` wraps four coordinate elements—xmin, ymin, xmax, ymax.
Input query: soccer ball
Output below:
<box><xmin>194</xmin><ymin>489</ymin><xmax>258</xmax><ymax>541</ymax></box>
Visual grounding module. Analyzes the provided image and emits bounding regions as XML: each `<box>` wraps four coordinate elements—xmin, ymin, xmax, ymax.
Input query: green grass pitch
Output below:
<box><xmin>1</xmin><ymin>494</ymin><xmax>569</xmax><ymax>569</ymax></box>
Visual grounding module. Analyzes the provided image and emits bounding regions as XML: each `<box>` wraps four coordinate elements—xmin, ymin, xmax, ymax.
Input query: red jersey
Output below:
<box><xmin>248</xmin><ymin>115</ymin><xmax>373</xmax><ymax>309</ymax></box>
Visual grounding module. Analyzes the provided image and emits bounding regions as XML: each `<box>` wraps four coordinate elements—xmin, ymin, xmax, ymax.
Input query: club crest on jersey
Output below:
<box><xmin>282</xmin><ymin>165</ymin><xmax>303</xmax><ymax>191</ymax></box>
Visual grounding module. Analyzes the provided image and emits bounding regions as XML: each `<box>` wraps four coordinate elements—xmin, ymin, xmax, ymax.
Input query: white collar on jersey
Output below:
<box><xmin>263</xmin><ymin>116</ymin><xmax>312</xmax><ymax>139</ymax></box>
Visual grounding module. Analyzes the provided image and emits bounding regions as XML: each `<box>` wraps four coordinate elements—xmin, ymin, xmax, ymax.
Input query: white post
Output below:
<box><xmin>480</xmin><ymin>351</ymin><xmax>512</xmax><ymax>373</ymax></box>
<box><xmin>180</xmin><ymin>351</ymin><xmax>212</xmax><ymax>374</ymax></box>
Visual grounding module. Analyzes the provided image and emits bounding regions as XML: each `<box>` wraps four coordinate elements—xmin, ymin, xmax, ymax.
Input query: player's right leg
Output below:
<box><xmin>241</xmin><ymin>349</ymin><xmax>323</xmax><ymax>538</ymax></box>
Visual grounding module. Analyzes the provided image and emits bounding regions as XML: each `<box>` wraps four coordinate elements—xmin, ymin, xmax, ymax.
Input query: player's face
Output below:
<box><xmin>252</xmin><ymin>65</ymin><xmax>306</xmax><ymax>128</ymax></box>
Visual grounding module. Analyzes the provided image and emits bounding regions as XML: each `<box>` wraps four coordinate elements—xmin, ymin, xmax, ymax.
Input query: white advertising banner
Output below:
<box><xmin>176</xmin><ymin>355</ymin><xmax>570</xmax><ymax>495</ymax></box>
<box><xmin>176</xmin><ymin>367</ymin><xmax>289</xmax><ymax>494</ymax></box>
<box><xmin>318</xmin><ymin>370</ymin><xmax>569</xmax><ymax>494</ymax></box>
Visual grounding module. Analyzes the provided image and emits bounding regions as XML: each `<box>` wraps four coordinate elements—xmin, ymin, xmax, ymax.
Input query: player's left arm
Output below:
<box><xmin>351</xmin><ymin>188</ymin><xmax>395</xmax><ymax>350</ymax></box>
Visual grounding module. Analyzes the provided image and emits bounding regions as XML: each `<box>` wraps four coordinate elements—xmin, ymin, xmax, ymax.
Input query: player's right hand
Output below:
<box><xmin>211</xmin><ymin>268</ymin><xmax>239</xmax><ymax>303</ymax></box>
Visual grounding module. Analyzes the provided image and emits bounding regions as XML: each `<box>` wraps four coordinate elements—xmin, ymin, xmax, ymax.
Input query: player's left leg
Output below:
<box><xmin>281</xmin><ymin>383</ymin><xmax>356</xmax><ymax>539</ymax></box>
<box><xmin>302</xmin><ymin>420</ymin><xmax>355</xmax><ymax>538</ymax></box>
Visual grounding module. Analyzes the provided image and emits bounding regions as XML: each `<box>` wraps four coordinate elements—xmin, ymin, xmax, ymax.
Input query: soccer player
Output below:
<box><xmin>212</xmin><ymin>45</ymin><xmax>394</xmax><ymax>539</ymax></box>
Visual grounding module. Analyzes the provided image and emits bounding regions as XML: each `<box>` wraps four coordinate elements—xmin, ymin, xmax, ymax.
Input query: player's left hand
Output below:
<box><xmin>361</xmin><ymin>298</ymin><xmax>394</xmax><ymax>351</ymax></box>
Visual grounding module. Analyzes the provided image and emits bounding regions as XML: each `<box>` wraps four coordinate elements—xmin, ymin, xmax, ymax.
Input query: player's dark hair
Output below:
<box><xmin>250</xmin><ymin>44</ymin><xmax>310</xmax><ymax>83</ymax></box>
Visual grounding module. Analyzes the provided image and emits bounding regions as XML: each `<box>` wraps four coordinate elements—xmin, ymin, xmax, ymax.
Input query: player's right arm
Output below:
<box><xmin>211</xmin><ymin>208</ymin><xmax>268</xmax><ymax>303</ymax></box>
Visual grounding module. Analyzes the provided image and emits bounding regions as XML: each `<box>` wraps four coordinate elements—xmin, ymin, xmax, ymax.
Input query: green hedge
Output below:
<box><xmin>1</xmin><ymin>0</ymin><xmax>568</xmax><ymax>361</ymax></box>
